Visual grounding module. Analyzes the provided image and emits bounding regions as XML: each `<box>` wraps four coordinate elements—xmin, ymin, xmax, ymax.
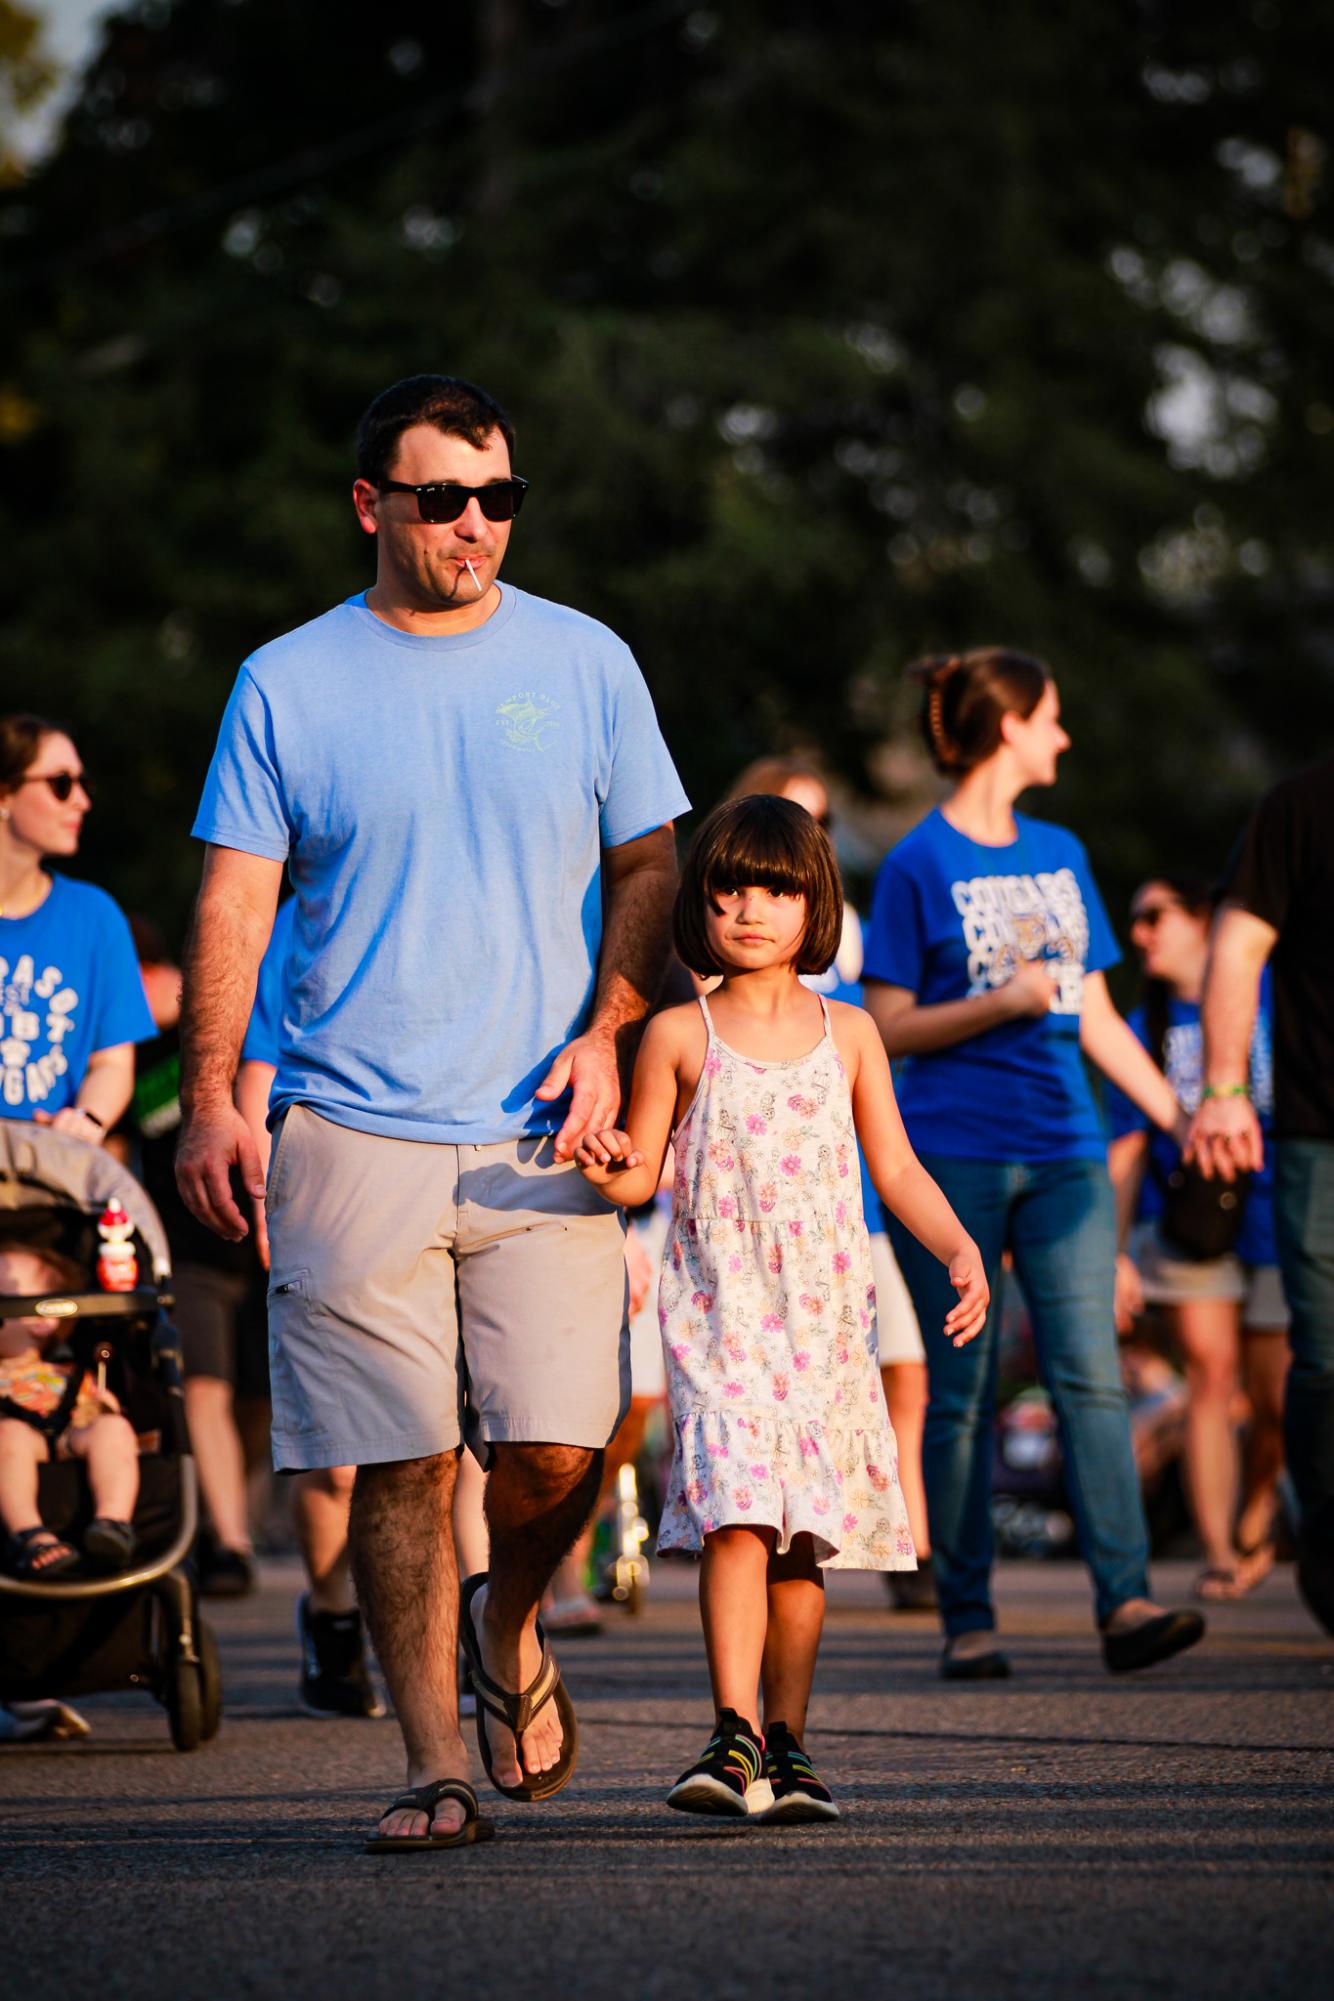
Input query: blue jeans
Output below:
<box><xmin>1273</xmin><ymin>1140</ymin><xmax>1334</xmax><ymax>1532</ymax></box>
<box><xmin>889</xmin><ymin>1156</ymin><xmax>1150</xmax><ymax>1635</ymax></box>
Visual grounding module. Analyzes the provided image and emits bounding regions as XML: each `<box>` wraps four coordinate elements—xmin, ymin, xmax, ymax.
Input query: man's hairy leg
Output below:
<box><xmin>473</xmin><ymin>1442</ymin><xmax>602</xmax><ymax>1787</ymax></box>
<box><xmin>350</xmin><ymin>1451</ymin><xmax>468</xmax><ymax>1839</ymax></box>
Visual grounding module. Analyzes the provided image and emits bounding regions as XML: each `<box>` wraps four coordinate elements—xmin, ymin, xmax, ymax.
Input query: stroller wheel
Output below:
<box><xmin>166</xmin><ymin>1654</ymin><xmax>204</xmax><ymax>1752</ymax></box>
<box><xmin>198</xmin><ymin>1622</ymin><xmax>223</xmax><ymax>1743</ymax></box>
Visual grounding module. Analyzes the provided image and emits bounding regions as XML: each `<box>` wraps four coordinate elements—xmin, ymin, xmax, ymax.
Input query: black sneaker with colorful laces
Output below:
<box><xmin>753</xmin><ymin>1720</ymin><xmax>840</xmax><ymax>1824</ymax></box>
<box><xmin>665</xmin><ymin>1708</ymin><xmax>772</xmax><ymax>1817</ymax></box>
<box><xmin>297</xmin><ymin>1592</ymin><xmax>385</xmax><ymax>1719</ymax></box>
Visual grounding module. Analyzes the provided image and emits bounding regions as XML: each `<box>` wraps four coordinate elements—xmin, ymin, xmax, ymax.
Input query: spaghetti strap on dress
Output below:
<box><xmin>657</xmin><ymin>992</ymin><xmax>915</xmax><ymax>1570</ymax></box>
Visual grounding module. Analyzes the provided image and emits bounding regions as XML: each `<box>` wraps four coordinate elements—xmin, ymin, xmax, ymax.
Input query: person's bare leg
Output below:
<box><xmin>760</xmin><ymin>1535</ymin><xmax>825</xmax><ymax>1738</ymax></box>
<box><xmin>699</xmin><ymin>1524</ymin><xmax>775</xmax><ymax>1725</ymax></box>
<box><xmin>350</xmin><ymin>1451</ymin><xmax>467</xmax><ymax>1839</ymax></box>
<box><xmin>1237</xmin><ymin>1325</ymin><xmax>1289</xmax><ymax>1562</ymax></box>
<box><xmin>69</xmin><ymin>1415</ymin><xmax>139</xmax><ymax>1520</ymax></box>
<box><xmin>235</xmin><ymin>1393</ymin><xmax>276</xmax><ymax>1551</ymax></box>
<box><xmin>0</xmin><ymin>1419</ymin><xmax>49</xmax><ymax>1536</ymax></box>
<box><xmin>183</xmin><ymin>1376</ymin><xmax>251</xmax><ymax>1553</ymax></box>
<box><xmin>452</xmin><ymin>1447</ymin><xmax>490</xmax><ymax>1578</ymax></box>
<box><xmin>472</xmin><ymin>1441</ymin><xmax>602</xmax><ymax>1787</ymax></box>
<box><xmin>1175</xmin><ymin>1299</ymin><xmax>1243</xmax><ymax>1574</ymax></box>
<box><xmin>881</xmin><ymin>1360</ymin><xmax>931</xmax><ymax>1556</ymax></box>
<box><xmin>543</xmin><ymin>1401</ymin><xmax>652</xmax><ymax>1620</ymax></box>
<box><xmin>598</xmin><ymin>1401</ymin><xmax>650</xmax><ymax>1505</ymax></box>
<box><xmin>545</xmin><ymin>1528</ymin><xmax>596</xmax><ymax>1619</ymax></box>
<box><xmin>292</xmin><ymin>1466</ymin><xmax>356</xmax><ymax>1613</ymax></box>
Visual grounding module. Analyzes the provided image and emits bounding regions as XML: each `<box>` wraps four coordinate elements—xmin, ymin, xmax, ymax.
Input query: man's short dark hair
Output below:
<box><xmin>355</xmin><ymin>375</ymin><xmax>516</xmax><ymax>486</ymax></box>
<box><xmin>673</xmin><ymin>795</ymin><xmax>844</xmax><ymax>979</ymax></box>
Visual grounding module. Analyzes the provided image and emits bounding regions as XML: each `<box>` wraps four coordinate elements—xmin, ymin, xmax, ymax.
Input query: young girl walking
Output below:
<box><xmin>576</xmin><ymin>795</ymin><xmax>988</xmax><ymax>1822</ymax></box>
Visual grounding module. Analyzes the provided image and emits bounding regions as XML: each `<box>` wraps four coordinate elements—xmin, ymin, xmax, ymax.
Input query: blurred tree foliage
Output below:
<box><xmin>0</xmin><ymin>1</ymin><xmax>58</xmax><ymax>182</ymax></box>
<box><xmin>1</xmin><ymin>0</ymin><xmax>1331</xmax><ymax>942</ymax></box>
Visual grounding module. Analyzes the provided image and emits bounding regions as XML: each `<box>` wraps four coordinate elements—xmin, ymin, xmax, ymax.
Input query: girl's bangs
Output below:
<box><xmin>701</xmin><ymin>819</ymin><xmax>809</xmax><ymax>900</ymax></box>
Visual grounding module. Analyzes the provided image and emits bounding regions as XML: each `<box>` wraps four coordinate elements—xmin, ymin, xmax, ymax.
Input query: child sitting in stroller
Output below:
<box><xmin>0</xmin><ymin>1240</ymin><xmax>140</xmax><ymax>1579</ymax></box>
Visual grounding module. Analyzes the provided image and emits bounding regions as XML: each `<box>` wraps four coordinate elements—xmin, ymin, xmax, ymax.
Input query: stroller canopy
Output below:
<box><xmin>0</xmin><ymin>1120</ymin><xmax>172</xmax><ymax>1282</ymax></box>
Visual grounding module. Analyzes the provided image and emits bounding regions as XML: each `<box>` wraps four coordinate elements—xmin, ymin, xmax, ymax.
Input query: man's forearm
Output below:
<box><xmin>590</xmin><ymin>839</ymin><xmax>677</xmax><ymax>1057</ymax></box>
<box><xmin>180</xmin><ymin>874</ymin><xmax>276</xmax><ymax>1116</ymax></box>
<box><xmin>1200</xmin><ymin>908</ymin><xmax>1274</xmax><ymax>1088</ymax></box>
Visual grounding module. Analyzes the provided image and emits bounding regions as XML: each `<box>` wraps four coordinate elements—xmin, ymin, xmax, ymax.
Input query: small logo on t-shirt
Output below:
<box><xmin>497</xmin><ymin>692</ymin><xmax>559</xmax><ymax>751</ymax></box>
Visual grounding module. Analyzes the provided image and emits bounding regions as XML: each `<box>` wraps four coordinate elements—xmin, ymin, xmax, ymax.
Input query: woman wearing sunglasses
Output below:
<box><xmin>1106</xmin><ymin>875</ymin><xmax>1289</xmax><ymax>1602</ymax></box>
<box><xmin>0</xmin><ymin>714</ymin><xmax>153</xmax><ymax>1142</ymax></box>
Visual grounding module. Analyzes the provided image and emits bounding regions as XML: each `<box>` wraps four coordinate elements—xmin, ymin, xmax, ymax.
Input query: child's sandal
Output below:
<box><xmin>6</xmin><ymin>1526</ymin><xmax>80</xmax><ymax>1581</ymax></box>
<box><xmin>83</xmin><ymin>1519</ymin><xmax>137</xmax><ymax>1572</ymax></box>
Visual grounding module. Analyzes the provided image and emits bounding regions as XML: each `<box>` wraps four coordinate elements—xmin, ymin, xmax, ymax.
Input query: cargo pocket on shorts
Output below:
<box><xmin>267</xmin><ymin>1266</ymin><xmax>325</xmax><ymax>1443</ymax></box>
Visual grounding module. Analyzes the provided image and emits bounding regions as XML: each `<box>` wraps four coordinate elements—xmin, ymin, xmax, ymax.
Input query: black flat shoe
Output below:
<box><xmin>940</xmin><ymin>1642</ymin><xmax>1011</xmax><ymax>1681</ymax></box>
<box><xmin>1102</xmin><ymin>1608</ymin><xmax>1205</xmax><ymax>1674</ymax></box>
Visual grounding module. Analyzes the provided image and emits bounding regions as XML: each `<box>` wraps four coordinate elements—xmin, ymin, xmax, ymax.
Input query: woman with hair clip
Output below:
<box><xmin>1107</xmin><ymin>874</ymin><xmax>1288</xmax><ymax>1603</ymax></box>
<box><xmin>862</xmin><ymin>649</ymin><xmax>1205</xmax><ymax>1679</ymax></box>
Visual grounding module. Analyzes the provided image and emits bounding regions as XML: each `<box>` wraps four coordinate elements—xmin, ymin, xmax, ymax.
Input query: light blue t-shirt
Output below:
<box><xmin>862</xmin><ymin>808</ymin><xmax>1119</xmax><ymax>1163</ymax></box>
<box><xmin>0</xmin><ymin>875</ymin><xmax>155</xmax><ymax>1117</ymax></box>
<box><xmin>240</xmin><ymin>896</ymin><xmax>296</xmax><ymax>1070</ymax></box>
<box><xmin>1105</xmin><ymin>975</ymin><xmax>1279</xmax><ymax>1268</ymax></box>
<box><xmin>194</xmin><ymin>587</ymin><xmax>690</xmax><ymax>1141</ymax></box>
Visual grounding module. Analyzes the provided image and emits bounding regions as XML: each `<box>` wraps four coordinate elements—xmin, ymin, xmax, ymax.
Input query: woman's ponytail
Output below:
<box><xmin>906</xmin><ymin>647</ymin><xmax>1050</xmax><ymax>777</ymax></box>
<box><xmin>907</xmin><ymin>655</ymin><xmax>967</xmax><ymax>772</ymax></box>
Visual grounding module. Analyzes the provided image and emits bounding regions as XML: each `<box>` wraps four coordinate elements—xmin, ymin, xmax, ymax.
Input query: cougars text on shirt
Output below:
<box><xmin>0</xmin><ymin>954</ymin><xmax>76</xmax><ymax>1107</ymax></box>
<box><xmin>950</xmin><ymin>869</ymin><xmax>1089</xmax><ymax>1015</ymax></box>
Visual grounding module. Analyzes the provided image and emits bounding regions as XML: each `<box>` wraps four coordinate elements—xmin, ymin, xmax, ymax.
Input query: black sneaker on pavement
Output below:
<box><xmin>666</xmin><ymin>1708</ymin><xmax>771</xmax><ymax>1818</ymax></box>
<box><xmin>754</xmin><ymin>1720</ymin><xmax>840</xmax><ymax>1824</ymax></box>
<box><xmin>297</xmin><ymin>1592</ymin><xmax>385</xmax><ymax>1718</ymax></box>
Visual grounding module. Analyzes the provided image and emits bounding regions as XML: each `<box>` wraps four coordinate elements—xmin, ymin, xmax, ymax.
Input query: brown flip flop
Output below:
<box><xmin>364</xmin><ymin>1777</ymin><xmax>494</xmax><ymax>1853</ymax></box>
<box><xmin>458</xmin><ymin>1572</ymin><xmax>579</xmax><ymax>1802</ymax></box>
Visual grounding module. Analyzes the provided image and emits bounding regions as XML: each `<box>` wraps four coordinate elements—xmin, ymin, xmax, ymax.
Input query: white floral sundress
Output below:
<box><xmin>657</xmin><ymin>993</ymin><xmax>916</xmax><ymax>1570</ymax></box>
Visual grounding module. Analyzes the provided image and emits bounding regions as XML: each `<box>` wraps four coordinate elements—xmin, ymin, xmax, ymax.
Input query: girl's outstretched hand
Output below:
<box><xmin>943</xmin><ymin>1243</ymin><xmax>989</xmax><ymax>1347</ymax></box>
<box><xmin>574</xmin><ymin>1127</ymin><xmax>646</xmax><ymax>1183</ymax></box>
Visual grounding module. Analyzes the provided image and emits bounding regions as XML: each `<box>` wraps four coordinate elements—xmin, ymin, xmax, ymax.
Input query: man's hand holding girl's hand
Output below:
<box><xmin>574</xmin><ymin>1127</ymin><xmax>645</xmax><ymax>1184</ymax></box>
<box><xmin>944</xmin><ymin>1242</ymin><xmax>989</xmax><ymax>1347</ymax></box>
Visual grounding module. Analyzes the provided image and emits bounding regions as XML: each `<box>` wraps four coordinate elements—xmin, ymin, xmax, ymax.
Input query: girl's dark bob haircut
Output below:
<box><xmin>673</xmin><ymin>795</ymin><xmax>843</xmax><ymax>979</ymax></box>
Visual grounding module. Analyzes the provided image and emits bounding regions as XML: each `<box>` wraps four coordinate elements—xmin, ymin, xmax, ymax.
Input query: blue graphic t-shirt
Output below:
<box><xmin>240</xmin><ymin>896</ymin><xmax>295</xmax><ymax>1071</ymax></box>
<box><xmin>862</xmin><ymin>809</ymin><xmax>1119</xmax><ymax>1163</ymax></box>
<box><xmin>1105</xmin><ymin>975</ymin><xmax>1279</xmax><ymax>1267</ymax></box>
<box><xmin>194</xmin><ymin>586</ymin><xmax>690</xmax><ymax>1142</ymax></box>
<box><xmin>0</xmin><ymin>875</ymin><xmax>155</xmax><ymax>1117</ymax></box>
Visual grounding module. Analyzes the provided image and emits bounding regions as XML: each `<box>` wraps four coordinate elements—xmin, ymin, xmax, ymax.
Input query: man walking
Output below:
<box><xmin>1188</xmin><ymin>753</ymin><xmax>1334</xmax><ymax>1635</ymax></box>
<box><xmin>177</xmin><ymin>375</ymin><xmax>688</xmax><ymax>1847</ymax></box>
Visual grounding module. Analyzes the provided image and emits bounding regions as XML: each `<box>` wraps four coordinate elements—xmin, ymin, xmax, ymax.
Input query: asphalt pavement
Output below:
<box><xmin>3</xmin><ymin>1556</ymin><xmax>1331</xmax><ymax>2001</ymax></box>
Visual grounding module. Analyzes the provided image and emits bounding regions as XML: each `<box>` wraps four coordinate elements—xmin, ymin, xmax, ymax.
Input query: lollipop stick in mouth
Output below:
<box><xmin>464</xmin><ymin>559</ymin><xmax>484</xmax><ymax>596</ymax></box>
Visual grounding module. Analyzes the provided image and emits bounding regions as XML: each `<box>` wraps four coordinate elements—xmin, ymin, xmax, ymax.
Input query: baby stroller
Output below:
<box><xmin>0</xmin><ymin>1121</ymin><xmax>221</xmax><ymax>1750</ymax></box>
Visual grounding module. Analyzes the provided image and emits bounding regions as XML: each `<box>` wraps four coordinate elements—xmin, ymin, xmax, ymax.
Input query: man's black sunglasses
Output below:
<box><xmin>17</xmin><ymin>771</ymin><xmax>95</xmax><ymax>803</ymax></box>
<box><xmin>376</xmin><ymin>476</ymin><xmax>528</xmax><ymax>524</ymax></box>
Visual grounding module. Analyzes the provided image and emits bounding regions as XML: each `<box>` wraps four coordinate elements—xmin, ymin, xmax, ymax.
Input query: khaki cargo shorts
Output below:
<box><xmin>264</xmin><ymin>1106</ymin><xmax>630</xmax><ymax>1472</ymax></box>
